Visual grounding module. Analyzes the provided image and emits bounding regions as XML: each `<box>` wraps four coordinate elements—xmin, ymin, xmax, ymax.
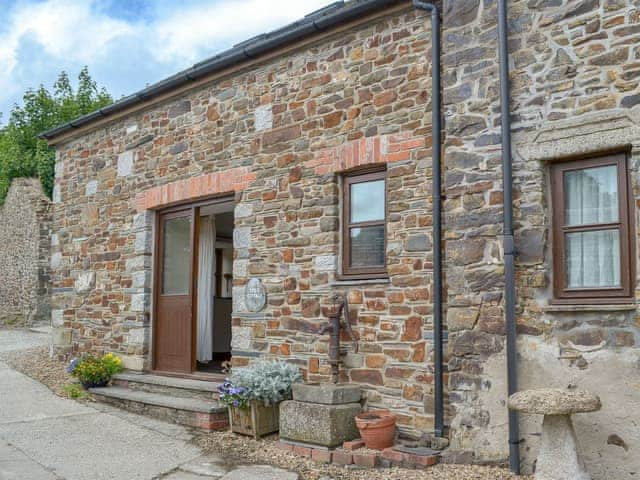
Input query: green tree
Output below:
<box><xmin>0</xmin><ymin>67</ymin><xmax>112</xmax><ymax>203</ymax></box>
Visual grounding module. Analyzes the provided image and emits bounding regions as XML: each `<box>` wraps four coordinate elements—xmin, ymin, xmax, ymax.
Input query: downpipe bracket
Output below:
<box><xmin>503</xmin><ymin>234</ymin><xmax>515</xmax><ymax>256</ymax></box>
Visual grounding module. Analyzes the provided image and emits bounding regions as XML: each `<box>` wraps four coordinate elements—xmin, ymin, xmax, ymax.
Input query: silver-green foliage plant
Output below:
<box><xmin>230</xmin><ymin>360</ymin><xmax>302</xmax><ymax>406</ymax></box>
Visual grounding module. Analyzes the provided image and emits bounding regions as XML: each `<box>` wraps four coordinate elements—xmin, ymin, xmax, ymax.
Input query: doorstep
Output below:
<box><xmin>112</xmin><ymin>372</ymin><xmax>221</xmax><ymax>400</ymax></box>
<box><xmin>90</xmin><ymin>385</ymin><xmax>229</xmax><ymax>431</ymax></box>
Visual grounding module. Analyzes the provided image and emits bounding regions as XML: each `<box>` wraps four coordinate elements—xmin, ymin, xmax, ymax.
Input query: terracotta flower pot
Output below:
<box><xmin>355</xmin><ymin>410</ymin><xmax>396</xmax><ymax>450</ymax></box>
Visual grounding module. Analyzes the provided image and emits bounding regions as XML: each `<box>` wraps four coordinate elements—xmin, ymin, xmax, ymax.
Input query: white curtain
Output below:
<box><xmin>197</xmin><ymin>216</ymin><xmax>216</xmax><ymax>363</ymax></box>
<box><xmin>564</xmin><ymin>166</ymin><xmax>620</xmax><ymax>288</ymax></box>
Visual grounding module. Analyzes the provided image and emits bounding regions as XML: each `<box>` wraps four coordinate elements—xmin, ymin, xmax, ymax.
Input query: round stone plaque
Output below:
<box><xmin>245</xmin><ymin>277</ymin><xmax>267</xmax><ymax>313</ymax></box>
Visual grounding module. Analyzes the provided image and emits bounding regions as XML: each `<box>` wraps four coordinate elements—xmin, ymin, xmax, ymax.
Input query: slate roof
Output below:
<box><xmin>40</xmin><ymin>0</ymin><xmax>399</xmax><ymax>141</ymax></box>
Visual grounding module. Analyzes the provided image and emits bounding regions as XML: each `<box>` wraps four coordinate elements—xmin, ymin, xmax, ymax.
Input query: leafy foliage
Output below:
<box><xmin>0</xmin><ymin>67</ymin><xmax>112</xmax><ymax>203</ymax></box>
<box><xmin>218</xmin><ymin>381</ymin><xmax>250</xmax><ymax>409</ymax></box>
<box><xmin>62</xmin><ymin>383</ymin><xmax>89</xmax><ymax>399</ymax></box>
<box><xmin>222</xmin><ymin>360</ymin><xmax>303</xmax><ymax>408</ymax></box>
<box><xmin>67</xmin><ymin>352</ymin><xmax>123</xmax><ymax>387</ymax></box>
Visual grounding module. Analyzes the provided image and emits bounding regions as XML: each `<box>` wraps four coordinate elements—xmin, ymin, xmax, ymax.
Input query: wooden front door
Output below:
<box><xmin>154</xmin><ymin>209</ymin><xmax>195</xmax><ymax>373</ymax></box>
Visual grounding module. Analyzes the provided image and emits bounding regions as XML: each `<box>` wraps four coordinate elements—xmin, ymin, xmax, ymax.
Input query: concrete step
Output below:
<box><xmin>90</xmin><ymin>386</ymin><xmax>229</xmax><ymax>431</ymax></box>
<box><xmin>112</xmin><ymin>372</ymin><xmax>221</xmax><ymax>401</ymax></box>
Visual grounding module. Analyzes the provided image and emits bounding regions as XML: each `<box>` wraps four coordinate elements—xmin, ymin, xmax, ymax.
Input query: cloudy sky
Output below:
<box><xmin>0</xmin><ymin>0</ymin><xmax>335</xmax><ymax>125</ymax></box>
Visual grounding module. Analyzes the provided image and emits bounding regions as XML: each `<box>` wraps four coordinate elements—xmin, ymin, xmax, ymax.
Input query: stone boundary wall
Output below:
<box><xmin>0</xmin><ymin>178</ymin><xmax>52</xmax><ymax>327</ymax></box>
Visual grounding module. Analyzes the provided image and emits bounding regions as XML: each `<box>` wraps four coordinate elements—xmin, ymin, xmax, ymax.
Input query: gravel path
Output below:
<box><xmin>196</xmin><ymin>430</ymin><xmax>531</xmax><ymax>480</ymax></box>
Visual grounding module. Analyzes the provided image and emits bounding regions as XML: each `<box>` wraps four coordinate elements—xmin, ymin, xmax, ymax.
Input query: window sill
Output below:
<box><xmin>543</xmin><ymin>303</ymin><xmax>636</xmax><ymax>313</ymax></box>
<box><xmin>331</xmin><ymin>278</ymin><xmax>390</xmax><ymax>287</ymax></box>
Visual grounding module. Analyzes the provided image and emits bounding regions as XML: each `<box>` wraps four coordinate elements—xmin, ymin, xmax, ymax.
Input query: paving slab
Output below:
<box><xmin>162</xmin><ymin>471</ymin><xmax>209</xmax><ymax>480</ymax></box>
<box><xmin>0</xmin><ymin>329</ymin><xmax>49</xmax><ymax>353</ymax></box>
<box><xmin>179</xmin><ymin>455</ymin><xmax>232</xmax><ymax>477</ymax></box>
<box><xmin>220</xmin><ymin>465</ymin><xmax>299</xmax><ymax>480</ymax></box>
<box><xmin>91</xmin><ymin>402</ymin><xmax>195</xmax><ymax>442</ymax></box>
<box><xmin>0</xmin><ymin>441</ymin><xmax>58</xmax><ymax>480</ymax></box>
<box><xmin>1</xmin><ymin>412</ymin><xmax>201</xmax><ymax>480</ymax></box>
<box><xmin>0</xmin><ymin>367</ymin><xmax>92</xmax><ymax>424</ymax></box>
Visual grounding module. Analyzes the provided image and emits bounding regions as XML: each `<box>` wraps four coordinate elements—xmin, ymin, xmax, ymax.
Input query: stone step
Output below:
<box><xmin>112</xmin><ymin>372</ymin><xmax>221</xmax><ymax>401</ymax></box>
<box><xmin>90</xmin><ymin>386</ymin><xmax>229</xmax><ymax>431</ymax></box>
<box><xmin>29</xmin><ymin>325</ymin><xmax>52</xmax><ymax>335</ymax></box>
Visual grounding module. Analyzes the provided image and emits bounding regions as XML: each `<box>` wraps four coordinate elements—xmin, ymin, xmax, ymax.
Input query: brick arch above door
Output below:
<box><xmin>135</xmin><ymin>166</ymin><xmax>256</xmax><ymax>212</ymax></box>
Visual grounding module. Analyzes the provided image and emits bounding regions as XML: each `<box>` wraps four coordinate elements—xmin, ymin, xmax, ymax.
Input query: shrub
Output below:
<box><xmin>67</xmin><ymin>352</ymin><xmax>123</xmax><ymax>387</ymax></box>
<box><xmin>219</xmin><ymin>360</ymin><xmax>302</xmax><ymax>408</ymax></box>
<box><xmin>218</xmin><ymin>360</ymin><xmax>302</xmax><ymax>408</ymax></box>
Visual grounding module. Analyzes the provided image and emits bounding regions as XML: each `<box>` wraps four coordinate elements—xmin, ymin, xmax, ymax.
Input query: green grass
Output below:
<box><xmin>62</xmin><ymin>383</ymin><xmax>89</xmax><ymax>399</ymax></box>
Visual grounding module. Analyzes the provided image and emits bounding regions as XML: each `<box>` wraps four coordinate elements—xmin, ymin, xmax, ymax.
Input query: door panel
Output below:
<box><xmin>155</xmin><ymin>211</ymin><xmax>194</xmax><ymax>373</ymax></box>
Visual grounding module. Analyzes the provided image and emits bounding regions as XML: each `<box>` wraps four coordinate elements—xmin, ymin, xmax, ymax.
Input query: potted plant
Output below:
<box><xmin>355</xmin><ymin>410</ymin><xmax>397</xmax><ymax>450</ymax></box>
<box><xmin>218</xmin><ymin>360</ymin><xmax>302</xmax><ymax>439</ymax></box>
<box><xmin>67</xmin><ymin>352</ymin><xmax>124</xmax><ymax>389</ymax></box>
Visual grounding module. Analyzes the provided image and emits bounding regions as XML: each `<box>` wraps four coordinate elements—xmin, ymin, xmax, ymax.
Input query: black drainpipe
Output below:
<box><xmin>412</xmin><ymin>0</ymin><xmax>444</xmax><ymax>439</ymax></box>
<box><xmin>497</xmin><ymin>0</ymin><xmax>520</xmax><ymax>474</ymax></box>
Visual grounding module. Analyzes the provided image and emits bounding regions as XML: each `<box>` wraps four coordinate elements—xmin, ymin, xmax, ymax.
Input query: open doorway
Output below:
<box><xmin>196</xmin><ymin>208</ymin><xmax>233</xmax><ymax>374</ymax></box>
<box><xmin>153</xmin><ymin>197</ymin><xmax>234</xmax><ymax>377</ymax></box>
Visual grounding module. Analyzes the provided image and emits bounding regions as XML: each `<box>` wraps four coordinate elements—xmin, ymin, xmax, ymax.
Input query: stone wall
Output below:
<box><xmin>442</xmin><ymin>1</ymin><xmax>640</xmax><ymax>478</ymax></box>
<box><xmin>50</xmin><ymin>5</ymin><xmax>437</xmax><ymax>437</ymax></box>
<box><xmin>0</xmin><ymin>178</ymin><xmax>52</xmax><ymax>327</ymax></box>
<box><xmin>49</xmin><ymin>0</ymin><xmax>640</xmax><ymax>477</ymax></box>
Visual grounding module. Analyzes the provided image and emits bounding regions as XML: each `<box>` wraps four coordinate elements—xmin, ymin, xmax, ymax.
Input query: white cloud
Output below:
<box><xmin>150</xmin><ymin>0</ymin><xmax>334</xmax><ymax>64</ymax></box>
<box><xmin>0</xmin><ymin>0</ymin><xmax>334</xmax><ymax>121</ymax></box>
<box><xmin>0</xmin><ymin>0</ymin><xmax>132</xmax><ymax>77</ymax></box>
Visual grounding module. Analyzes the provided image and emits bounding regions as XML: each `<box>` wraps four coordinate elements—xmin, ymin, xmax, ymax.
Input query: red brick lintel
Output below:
<box><xmin>135</xmin><ymin>166</ymin><xmax>256</xmax><ymax>211</ymax></box>
<box><xmin>304</xmin><ymin>132</ymin><xmax>427</xmax><ymax>175</ymax></box>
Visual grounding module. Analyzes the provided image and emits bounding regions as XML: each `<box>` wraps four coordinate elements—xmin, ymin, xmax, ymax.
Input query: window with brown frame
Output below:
<box><xmin>342</xmin><ymin>169</ymin><xmax>387</xmax><ymax>279</ymax></box>
<box><xmin>551</xmin><ymin>153</ymin><xmax>634</xmax><ymax>303</ymax></box>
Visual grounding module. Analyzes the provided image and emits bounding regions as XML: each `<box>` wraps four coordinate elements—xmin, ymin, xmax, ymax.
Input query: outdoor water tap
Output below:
<box><xmin>320</xmin><ymin>292</ymin><xmax>359</xmax><ymax>384</ymax></box>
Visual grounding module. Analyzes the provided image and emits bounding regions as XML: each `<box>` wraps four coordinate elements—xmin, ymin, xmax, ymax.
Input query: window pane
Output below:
<box><xmin>162</xmin><ymin>216</ymin><xmax>192</xmax><ymax>295</ymax></box>
<box><xmin>566</xmin><ymin>229</ymin><xmax>620</xmax><ymax>289</ymax></box>
<box><xmin>351</xmin><ymin>179</ymin><xmax>385</xmax><ymax>223</ymax></box>
<box><xmin>564</xmin><ymin>165</ymin><xmax>618</xmax><ymax>226</ymax></box>
<box><xmin>350</xmin><ymin>226</ymin><xmax>385</xmax><ymax>268</ymax></box>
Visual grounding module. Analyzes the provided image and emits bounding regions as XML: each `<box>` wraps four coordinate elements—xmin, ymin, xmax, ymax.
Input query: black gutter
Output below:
<box><xmin>497</xmin><ymin>0</ymin><xmax>520</xmax><ymax>474</ymax></box>
<box><xmin>412</xmin><ymin>0</ymin><xmax>443</xmax><ymax>439</ymax></box>
<box><xmin>39</xmin><ymin>0</ymin><xmax>399</xmax><ymax>141</ymax></box>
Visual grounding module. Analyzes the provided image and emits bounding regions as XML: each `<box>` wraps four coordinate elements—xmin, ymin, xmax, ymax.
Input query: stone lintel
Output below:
<box><xmin>517</xmin><ymin>110</ymin><xmax>640</xmax><ymax>163</ymax></box>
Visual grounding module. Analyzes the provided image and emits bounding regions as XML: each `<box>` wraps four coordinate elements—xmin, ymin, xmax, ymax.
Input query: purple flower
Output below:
<box><xmin>66</xmin><ymin>358</ymin><xmax>79</xmax><ymax>374</ymax></box>
<box><xmin>232</xmin><ymin>400</ymin><xmax>239</xmax><ymax>407</ymax></box>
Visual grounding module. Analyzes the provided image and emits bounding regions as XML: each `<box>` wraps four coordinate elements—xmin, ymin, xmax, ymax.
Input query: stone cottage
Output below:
<box><xmin>42</xmin><ymin>0</ymin><xmax>640</xmax><ymax>477</ymax></box>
